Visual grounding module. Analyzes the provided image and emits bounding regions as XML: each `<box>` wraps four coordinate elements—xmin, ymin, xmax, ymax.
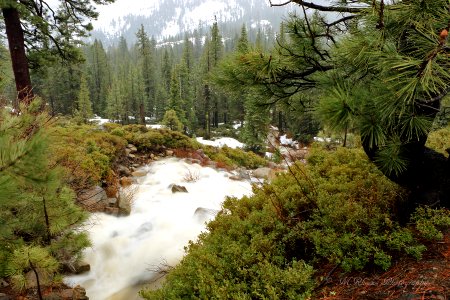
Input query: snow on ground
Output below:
<box><xmin>313</xmin><ymin>137</ymin><xmax>332</xmax><ymax>143</ymax></box>
<box><xmin>196</xmin><ymin>137</ymin><xmax>244</xmax><ymax>149</ymax></box>
<box><xmin>232</xmin><ymin>123</ymin><xmax>242</xmax><ymax>129</ymax></box>
<box><xmin>89</xmin><ymin>116</ymin><xmax>110</xmax><ymax>125</ymax></box>
<box><xmin>279</xmin><ymin>134</ymin><xmax>299</xmax><ymax>148</ymax></box>
<box><xmin>146</xmin><ymin>124</ymin><xmax>164</xmax><ymax>129</ymax></box>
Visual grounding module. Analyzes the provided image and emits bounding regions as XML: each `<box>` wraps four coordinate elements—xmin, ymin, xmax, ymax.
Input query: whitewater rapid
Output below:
<box><xmin>65</xmin><ymin>158</ymin><xmax>252</xmax><ymax>299</ymax></box>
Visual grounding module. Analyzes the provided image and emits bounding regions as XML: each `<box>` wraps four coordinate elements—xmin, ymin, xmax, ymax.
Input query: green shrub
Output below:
<box><xmin>128</xmin><ymin>128</ymin><xmax>199</xmax><ymax>152</ymax></box>
<box><xmin>411</xmin><ymin>207</ymin><xmax>450</xmax><ymax>240</ymax></box>
<box><xmin>426</xmin><ymin>126</ymin><xmax>450</xmax><ymax>158</ymax></box>
<box><xmin>202</xmin><ymin>145</ymin><xmax>267</xmax><ymax>169</ymax></box>
<box><xmin>48</xmin><ymin>124</ymin><xmax>127</xmax><ymax>190</ymax></box>
<box><xmin>142</xmin><ymin>147</ymin><xmax>431</xmax><ymax>299</ymax></box>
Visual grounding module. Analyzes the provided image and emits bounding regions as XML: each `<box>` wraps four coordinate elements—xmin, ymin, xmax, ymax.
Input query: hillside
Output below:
<box><xmin>89</xmin><ymin>0</ymin><xmax>296</xmax><ymax>45</ymax></box>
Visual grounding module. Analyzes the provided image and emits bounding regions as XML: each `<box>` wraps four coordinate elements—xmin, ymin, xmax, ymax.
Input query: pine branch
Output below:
<box><xmin>269</xmin><ymin>0</ymin><xmax>363</xmax><ymax>13</ymax></box>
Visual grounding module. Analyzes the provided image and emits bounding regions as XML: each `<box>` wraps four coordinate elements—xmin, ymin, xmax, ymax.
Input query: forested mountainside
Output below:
<box><xmin>0</xmin><ymin>0</ymin><xmax>449</xmax><ymax>299</ymax></box>
<box><xmin>90</xmin><ymin>0</ymin><xmax>295</xmax><ymax>45</ymax></box>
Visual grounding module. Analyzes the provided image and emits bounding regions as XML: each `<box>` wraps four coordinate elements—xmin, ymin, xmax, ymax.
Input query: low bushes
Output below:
<box><xmin>141</xmin><ymin>146</ymin><xmax>449</xmax><ymax>299</ymax></box>
<box><xmin>426</xmin><ymin>125</ymin><xmax>450</xmax><ymax>158</ymax></box>
<box><xmin>203</xmin><ymin>145</ymin><xmax>267</xmax><ymax>169</ymax></box>
<box><xmin>48</xmin><ymin>123</ymin><xmax>127</xmax><ymax>191</ymax></box>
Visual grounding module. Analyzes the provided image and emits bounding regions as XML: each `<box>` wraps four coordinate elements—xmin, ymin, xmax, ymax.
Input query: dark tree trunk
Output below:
<box><xmin>213</xmin><ymin>110</ymin><xmax>219</xmax><ymax>128</ymax></box>
<box><xmin>139</xmin><ymin>103</ymin><xmax>145</xmax><ymax>124</ymax></box>
<box><xmin>2</xmin><ymin>7</ymin><xmax>34</xmax><ymax>107</ymax></box>
<box><xmin>278</xmin><ymin>111</ymin><xmax>283</xmax><ymax>134</ymax></box>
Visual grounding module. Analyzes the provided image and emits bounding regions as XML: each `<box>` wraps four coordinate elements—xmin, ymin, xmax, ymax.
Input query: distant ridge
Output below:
<box><xmin>88</xmin><ymin>0</ymin><xmax>295</xmax><ymax>45</ymax></box>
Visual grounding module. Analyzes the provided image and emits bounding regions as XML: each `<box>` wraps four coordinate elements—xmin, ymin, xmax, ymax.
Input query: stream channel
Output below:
<box><xmin>65</xmin><ymin>157</ymin><xmax>252</xmax><ymax>299</ymax></box>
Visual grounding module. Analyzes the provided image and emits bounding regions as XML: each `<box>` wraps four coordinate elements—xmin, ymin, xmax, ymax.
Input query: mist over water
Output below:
<box><xmin>65</xmin><ymin>158</ymin><xmax>252</xmax><ymax>300</ymax></box>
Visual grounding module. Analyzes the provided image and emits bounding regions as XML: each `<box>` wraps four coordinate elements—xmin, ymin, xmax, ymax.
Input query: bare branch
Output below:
<box><xmin>269</xmin><ymin>0</ymin><xmax>363</xmax><ymax>13</ymax></box>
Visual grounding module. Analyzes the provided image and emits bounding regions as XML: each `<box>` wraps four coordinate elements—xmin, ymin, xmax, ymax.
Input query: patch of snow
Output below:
<box><xmin>93</xmin><ymin>0</ymin><xmax>160</xmax><ymax>33</ymax></box>
<box><xmin>146</xmin><ymin>124</ymin><xmax>165</xmax><ymax>129</ymax></box>
<box><xmin>232</xmin><ymin>123</ymin><xmax>242</xmax><ymax>129</ymax></box>
<box><xmin>196</xmin><ymin>137</ymin><xmax>244</xmax><ymax>149</ymax></box>
<box><xmin>313</xmin><ymin>137</ymin><xmax>332</xmax><ymax>143</ymax></box>
<box><xmin>89</xmin><ymin>116</ymin><xmax>110</xmax><ymax>125</ymax></box>
<box><xmin>280</xmin><ymin>134</ymin><xmax>298</xmax><ymax>148</ymax></box>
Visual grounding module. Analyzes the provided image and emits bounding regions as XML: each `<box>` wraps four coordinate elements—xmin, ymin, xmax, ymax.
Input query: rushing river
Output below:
<box><xmin>65</xmin><ymin>158</ymin><xmax>252</xmax><ymax>300</ymax></box>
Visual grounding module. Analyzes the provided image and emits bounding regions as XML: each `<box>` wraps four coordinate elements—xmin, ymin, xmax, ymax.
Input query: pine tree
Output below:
<box><xmin>74</xmin><ymin>75</ymin><xmax>93</xmax><ymax>123</ymax></box>
<box><xmin>236</xmin><ymin>24</ymin><xmax>249</xmax><ymax>54</ymax></box>
<box><xmin>106</xmin><ymin>77</ymin><xmax>124</xmax><ymax>123</ymax></box>
<box><xmin>0</xmin><ymin>101</ymin><xmax>89</xmax><ymax>296</ymax></box>
<box><xmin>86</xmin><ymin>40</ymin><xmax>110</xmax><ymax>116</ymax></box>
<box><xmin>168</xmin><ymin>66</ymin><xmax>186</xmax><ymax>124</ymax></box>
<box><xmin>210</xmin><ymin>20</ymin><xmax>224</xmax><ymax>128</ymax></box>
<box><xmin>136</xmin><ymin>25</ymin><xmax>156</xmax><ymax>123</ymax></box>
<box><xmin>162</xmin><ymin>109</ymin><xmax>183</xmax><ymax>132</ymax></box>
<box><xmin>1</xmin><ymin>0</ymin><xmax>114</xmax><ymax>106</ymax></box>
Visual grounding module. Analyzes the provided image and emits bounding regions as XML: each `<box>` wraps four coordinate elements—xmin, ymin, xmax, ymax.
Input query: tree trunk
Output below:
<box><xmin>139</xmin><ymin>102</ymin><xmax>145</xmax><ymax>124</ymax></box>
<box><xmin>204</xmin><ymin>84</ymin><xmax>211</xmax><ymax>139</ymax></box>
<box><xmin>2</xmin><ymin>7</ymin><xmax>34</xmax><ymax>107</ymax></box>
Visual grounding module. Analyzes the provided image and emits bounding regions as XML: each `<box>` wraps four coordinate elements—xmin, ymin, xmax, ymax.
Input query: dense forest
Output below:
<box><xmin>2</xmin><ymin>17</ymin><xmax>281</xmax><ymax>150</ymax></box>
<box><xmin>1</xmin><ymin>0</ymin><xmax>449</xmax><ymax>299</ymax></box>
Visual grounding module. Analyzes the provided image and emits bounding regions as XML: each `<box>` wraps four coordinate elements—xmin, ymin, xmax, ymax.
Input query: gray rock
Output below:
<box><xmin>252</xmin><ymin>167</ymin><xmax>272</xmax><ymax>179</ymax></box>
<box><xmin>107</xmin><ymin>197</ymin><xmax>118</xmax><ymax>207</ymax></box>
<box><xmin>193</xmin><ymin>207</ymin><xmax>219</xmax><ymax>223</ymax></box>
<box><xmin>132</xmin><ymin>170</ymin><xmax>147</xmax><ymax>177</ymax></box>
<box><xmin>166</xmin><ymin>150</ymin><xmax>174</xmax><ymax>156</ymax></box>
<box><xmin>128</xmin><ymin>153</ymin><xmax>136</xmax><ymax>159</ymax></box>
<box><xmin>119</xmin><ymin>176</ymin><xmax>135</xmax><ymax>187</ymax></box>
<box><xmin>267</xmin><ymin>161</ymin><xmax>279</xmax><ymax>169</ymax></box>
<box><xmin>73</xmin><ymin>285</ymin><xmax>89</xmax><ymax>300</ymax></box>
<box><xmin>236</xmin><ymin>168</ymin><xmax>251</xmax><ymax>180</ymax></box>
<box><xmin>125</xmin><ymin>148</ymin><xmax>132</xmax><ymax>156</ymax></box>
<box><xmin>74</xmin><ymin>262</ymin><xmax>90</xmax><ymax>274</ymax></box>
<box><xmin>171</xmin><ymin>184</ymin><xmax>188</xmax><ymax>193</ymax></box>
<box><xmin>79</xmin><ymin>186</ymin><xmax>108</xmax><ymax>207</ymax></box>
<box><xmin>105</xmin><ymin>207</ymin><xmax>120</xmax><ymax>216</ymax></box>
<box><xmin>190</xmin><ymin>159</ymin><xmax>201</xmax><ymax>165</ymax></box>
<box><xmin>117</xmin><ymin>164</ymin><xmax>131</xmax><ymax>176</ymax></box>
<box><xmin>196</xmin><ymin>149</ymin><xmax>206</xmax><ymax>158</ymax></box>
<box><xmin>60</xmin><ymin>289</ymin><xmax>74</xmax><ymax>299</ymax></box>
<box><xmin>127</xmin><ymin>144</ymin><xmax>138</xmax><ymax>153</ymax></box>
<box><xmin>25</xmin><ymin>269</ymin><xmax>51</xmax><ymax>288</ymax></box>
<box><xmin>0</xmin><ymin>293</ymin><xmax>12</xmax><ymax>300</ymax></box>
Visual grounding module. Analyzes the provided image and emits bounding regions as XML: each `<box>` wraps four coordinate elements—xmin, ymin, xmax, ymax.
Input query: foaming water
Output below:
<box><xmin>65</xmin><ymin>158</ymin><xmax>252</xmax><ymax>300</ymax></box>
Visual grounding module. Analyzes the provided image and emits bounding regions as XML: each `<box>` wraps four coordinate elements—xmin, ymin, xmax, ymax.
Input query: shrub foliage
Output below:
<box><xmin>141</xmin><ymin>146</ymin><xmax>448</xmax><ymax>299</ymax></box>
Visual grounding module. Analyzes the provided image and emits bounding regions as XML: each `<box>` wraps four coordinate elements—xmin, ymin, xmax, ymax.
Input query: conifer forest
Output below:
<box><xmin>0</xmin><ymin>0</ymin><xmax>449</xmax><ymax>299</ymax></box>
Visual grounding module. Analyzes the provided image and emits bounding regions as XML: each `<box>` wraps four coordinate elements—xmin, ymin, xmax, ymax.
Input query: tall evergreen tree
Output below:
<box><xmin>136</xmin><ymin>25</ymin><xmax>156</xmax><ymax>123</ymax></box>
<box><xmin>74</xmin><ymin>75</ymin><xmax>93</xmax><ymax>123</ymax></box>
<box><xmin>86</xmin><ymin>40</ymin><xmax>110</xmax><ymax>115</ymax></box>
<box><xmin>1</xmin><ymin>0</ymin><xmax>114</xmax><ymax>107</ymax></box>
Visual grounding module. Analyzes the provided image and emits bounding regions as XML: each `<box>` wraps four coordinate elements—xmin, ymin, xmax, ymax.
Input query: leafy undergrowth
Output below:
<box><xmin>140</xmin><ymin>146</ymin><xmax>449</xmax><ymax>299</ymax></box>
<box><xmin>315</xmin><ymin>230</ymin><xmax>449</xmax><ymax>299</ymax></box>
<box><xmin>103</xmin><ymin>123</ymin><xmax>268</xmax><ymax>169</ymax></box>
<box><xmin>426</xmin><ymin>126</ymin><xmax>450</xmax><ymax>158</ymax></box>
<box><xmin>48</xmin><ymin>120</ymin><xmax>127</xmax><ymax>192</ymax></box>
<box><xmin>47</xmin><ymin>121</ymin><xmax>266</xmax><ymax>194</ymax></box>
